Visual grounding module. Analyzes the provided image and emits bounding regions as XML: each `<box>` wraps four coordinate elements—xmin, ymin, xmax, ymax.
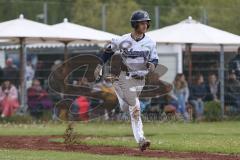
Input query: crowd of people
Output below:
<box><xmin>164</xmin><ymin>70</ymin><xmax>240</xmax><ymax>121</ymax></box>
<box><xmin>0</xmin><ymin>58</ymin><xmax>52</xmax><ymax>119</ymax></box>
<box><xmin>0</xmin><ymin>58</ymin><xmax>240</xmax><ymax>121</ymax></box>
<box><xmin>169</xmin><ymin>73</ymin><xmax>219</xmax><ymax>121</ymax></box>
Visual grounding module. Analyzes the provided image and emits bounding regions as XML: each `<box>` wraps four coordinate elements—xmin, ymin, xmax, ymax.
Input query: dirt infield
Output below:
<box><xmin>0</xmin><ymin>136</ymin><xmax>240</xmax><ymax>160</ymax></box>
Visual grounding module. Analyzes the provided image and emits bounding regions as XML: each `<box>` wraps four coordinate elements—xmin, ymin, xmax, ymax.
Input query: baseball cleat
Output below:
<box><xmin>138</xmin><ymin>138</ymin><xmax>151</xmax><ymax>152</ymax></box>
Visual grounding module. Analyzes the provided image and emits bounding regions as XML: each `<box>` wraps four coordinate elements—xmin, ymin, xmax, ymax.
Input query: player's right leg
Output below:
<box><xmin>129</xmin><ymin>97</ymin><xmax>150</xmax><ymax>151</ymax></box>
<box><xmin>113</xmin><ymin>71</ymin><xmax>150</xmax><ymax>151</ymax></box>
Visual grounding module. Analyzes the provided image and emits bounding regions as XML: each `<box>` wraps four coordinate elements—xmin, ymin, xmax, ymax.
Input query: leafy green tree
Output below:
<box><xmin>200</xmin><ymin>0</ymin><xmax>240</xmax><ymax>35</ymax></box>
<box><xmin>106</xmin><ymin>0</ymin><xmax>140</xmax><ymax>35</ymax></box>
<box><xmin>1</xmin><ymin>0</ymin><xmax>240</xmax><ymax>35</ymax></box>
<box><xmin>71</xmin><ymin>0</ymin><xmax>103</xmax><ymax>30</ymax></box>
<box><xmin>71</xmin><ymin>0</ymin><xmax>139</xmax><ymax>34</ymax></box>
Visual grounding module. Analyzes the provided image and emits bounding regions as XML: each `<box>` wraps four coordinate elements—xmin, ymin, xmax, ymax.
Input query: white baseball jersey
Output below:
<box><xmin>104</xmin><ymin>33</ymin><xmax>159</xmax><ymax>77</ymax></box>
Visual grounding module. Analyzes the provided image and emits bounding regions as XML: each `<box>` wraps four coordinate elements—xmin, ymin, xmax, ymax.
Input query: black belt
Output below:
<box><xmin>121</xmin><ymin>64</ymin><xmax>144</xmax><ymax>80</ymax></box>
<box><xmin>125</xmin><ymin>71</ymin><xmax>145</xmax><ymax>80</ymax></box>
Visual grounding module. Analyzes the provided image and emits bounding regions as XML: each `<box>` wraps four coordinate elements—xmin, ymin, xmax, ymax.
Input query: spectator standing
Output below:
<box><xmin>225</xmin><ymin>70</ymin><xmax>240</xmax><ymax>112</ymax></box>
<box><xmin>2</xmin><ymin>58</ymin><xmax>19</xmax><ymax>87</ymax></box>
<box><xmin>26</xmin><ymin>61</ymin><xmax>35</xmax><ymax>89</ymax></box>
<box><xmin>225</xmin><ymin>70</ymin><xmax>240</xmax><ymax>93</ymax></box>
<box><xmin>228</xmin><ymin>47</ymin><xmax>240</xmax><ymax>81</ymax></box>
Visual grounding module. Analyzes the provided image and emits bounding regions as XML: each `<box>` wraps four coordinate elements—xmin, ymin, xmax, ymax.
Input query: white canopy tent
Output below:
<box><xmin>51</xmin><ymin>18</ymin><xmax>120</xmax><ymax>60</ymax></box>
<box><xmin>0</xmin><ymin>18</ymin><xmax>120</xmax><ymax>59</ymax></box>
<box><xmin>52</xmin><ymin>18</ymin><xmax>119</xmax><ymax>42</ymax></box>
<box><xmin>0</xmin><ymin>17</ymin><xmax>119</xmax><ymax>48</ymax></box>
<box><xmin>0</xmin><ymin>15</ymin><xmax>79</xmax><ymax>43</ymax></box>
<box><xmin>147</xmin><ymin>16</ymin><xmax>240</xmax><ymax>116</ymax></box>
<box><xmin>0</xmin><ymin>14</ymin><xmax>99</xmax><ymax>109</ymax></box>
<box><xmin>147</xmin><ymin>16</ymin><xmax>240</xmax><ymax>45</ymax></box>
<box><xmin>0</xmin><ymin>41</ymin><xmax>96</xmax><ymax>50</ymax></box>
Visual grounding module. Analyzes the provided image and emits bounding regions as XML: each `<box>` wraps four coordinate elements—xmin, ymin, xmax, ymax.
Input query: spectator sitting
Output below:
<box><xmin>189</xmin><ymin>74</ymin><xmax>207</xmax><ymax>120</ymax></box>
<box><xmin>224</xmin><ymin>70</ymin><xmax>240</xmax><ymax>112</ymax></box>
<box><xmin>171</xmin><ymin>73</ymin><xmax>190</xmax><ymax>121</ymax></box>
<box><xmin>139</xmin><ymin>98</ymin><xmax>151</xmax><ymax>113</ymax></box>
<box><xmin>27</xmin><ymin>79</ymin><xmax>53</xmax><ymax>119</ymax></box>
<box><xmin>162</xmin><ymin>94</ymin><xmax>178</xmax><ymax>116</ymax></box>
<box><xmin>3</xmin><ymin>58</ymin><xmax>19</xmax><ymax>87</ymax></box>
<box><xmin>72</xmin><ymin>77</ymin><xmax>90</xmax><ymax>121</ymax></box>
<box><xmin>205</xmin><ymin>73</ymin><xmax>220</xmax><ymax>101</ymax></box>
<box><xmin>0</xmin><ymin>80</ymin><xmax>19</xmax><ymax>117</ymax></box>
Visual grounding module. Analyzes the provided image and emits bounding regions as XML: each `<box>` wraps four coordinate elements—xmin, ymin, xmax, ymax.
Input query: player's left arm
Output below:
<box><xmin>147</xmin><ymin>41</ymin><xmax>159</xmax><ymax>72</ymax></box>
<box><xmin>94</xmin><ymin>38</ymin><xmax>119</xmax><ymax>81</ymax></box>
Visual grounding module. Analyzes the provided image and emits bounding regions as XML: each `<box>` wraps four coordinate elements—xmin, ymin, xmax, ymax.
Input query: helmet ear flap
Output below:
<box><xmin>147</xmin><ymin>21</ymin><xmax>150</xmax><ymax>29</ymax></box>
<box><xmin>134</xmin><ymin>22</ymin><xmax>138</xmax><ymax>29</ymax></box>
<box><xmin>131</xmin><ymin>21</ymin><xmax>137</xmax><ymax>28</ymax></box>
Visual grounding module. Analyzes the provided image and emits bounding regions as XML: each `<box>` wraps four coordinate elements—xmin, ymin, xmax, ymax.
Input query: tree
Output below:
<box><xmin>106</xmin><ymin>0</ymin><xmax>140</xmax><ymax>35</ymax></box>
<box><xmin>71</xmin><ymin>0</ymin><xmax>139</xmax><ymax>34</ymax></box>
<box><xmin>71</xmin><ymin>0</ymin><xmax>103</xmax><ymax>30</ymax></box>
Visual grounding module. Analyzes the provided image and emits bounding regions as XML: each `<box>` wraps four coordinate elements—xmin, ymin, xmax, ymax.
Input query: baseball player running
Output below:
<box><xmin>94</xmin><ymin>10</ymin><xmax>159</xmax><ymax>151</ymax></box>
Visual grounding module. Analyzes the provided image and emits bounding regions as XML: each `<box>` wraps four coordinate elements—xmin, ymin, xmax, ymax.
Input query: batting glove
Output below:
<box><xmin>94</xmin><ymin>64</ymin><xmax>103</xmax><ymax>81</ymax></box>
<box><xmin>146</xmin><ymin>62</ymin><xmax>155</xmax><ymax>72</ymax></box>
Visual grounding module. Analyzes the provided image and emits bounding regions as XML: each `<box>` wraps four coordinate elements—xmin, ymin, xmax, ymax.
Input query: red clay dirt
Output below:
<box><xmin>0</xmin><ymin>135</ymin><xmax>239</xmax><ymax>160</ymax></box>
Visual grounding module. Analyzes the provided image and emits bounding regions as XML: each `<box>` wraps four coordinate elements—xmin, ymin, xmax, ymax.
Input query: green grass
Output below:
<box><xmin>0</xmin><ymin>149</ymin><xmax>169</xmax><ymax>160</ymax></box>
<box><xmin>1</xmin><ymin>121</ymin><xmax>240</xmax><ymax>154</ymax></box>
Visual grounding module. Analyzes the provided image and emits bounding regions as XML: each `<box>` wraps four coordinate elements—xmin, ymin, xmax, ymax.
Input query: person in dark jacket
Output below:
<box><xmin>225</xmin><ymin>70</ymin><xmax>240</xmax><ymax>112</ymax></box>
<box><xmin>189</xmin><ymin>74</ymin><xmax>208</xmax><ymax>119</ymax></box>
<box><xmin>2</xmin><ymin>58</ymin><xmax>19</xmax><ymax>87</ymax></box>
<box><xmin>27</xmin><ymin>79</ymin><xmax>53</xmax><ymax>119</ymax></box>
<box><xmin>228</xmin><ymin>47</ymin><xmax>240</xmax><ymax>81</ymax></box>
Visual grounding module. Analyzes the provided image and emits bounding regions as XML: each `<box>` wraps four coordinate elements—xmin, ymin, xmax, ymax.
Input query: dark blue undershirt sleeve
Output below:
<box><xmin>101</xmin><ymin>46</ymin><xmax>115</xmax><ymax>64</ymax></box>
<box><xmin>149</xmin><ymin>59</ymin><xmax>158</xmax><ymax>67</ymax></box>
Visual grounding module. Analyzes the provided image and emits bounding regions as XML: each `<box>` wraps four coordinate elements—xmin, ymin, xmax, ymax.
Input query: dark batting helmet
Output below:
<box><xmin>130</xmin><ymin>10</ymin><xmax>151</xmax><ymax>29</ymax></box>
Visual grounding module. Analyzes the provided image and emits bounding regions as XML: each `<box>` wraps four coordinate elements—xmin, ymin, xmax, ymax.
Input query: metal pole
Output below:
<box><xmin>43</xmin><ymin>2</ymin><xmax>48</xmax><ymax>24</ymax></box>
<box><xmin>201</xmin><ymin>7</ymin><xmax>208</xmax><ymax>25</ymax></box>
<box><xmin>19</xmin><ymin>38</ymin><xmax>27</xmax><ymax>109</ymax></box>
<box><xmin>63</xmin><ymin>42</ymin><xmax>69</xmax><ymax>96</ymax></box>
<box><xmin>186</xmin><ymin>44</ymin><xmax>192</xmax><ymax>83</ymax></box>
<box><xmin>220</xmin><ymin>44</ymin><xmax>225</xmax><ymax>117</ymax></box>
<box><xmin>63</xmin><ymin>42</ymin><xmax>68</xmax><ymax>61</ymax></box>
<box><xmin>155</xmin><ymin>6</ymin><xmax>160</xmax><ymax>29</ymax></box>
<box><xmin>101</xmin><ymin>4</ymin><xmax>106</xmax><ymax>31</ymax></box>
